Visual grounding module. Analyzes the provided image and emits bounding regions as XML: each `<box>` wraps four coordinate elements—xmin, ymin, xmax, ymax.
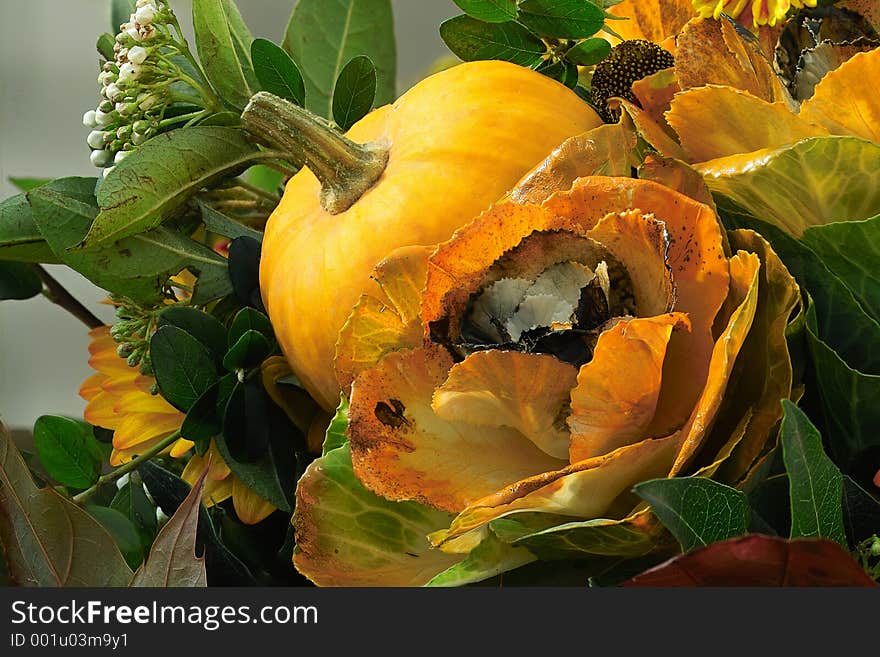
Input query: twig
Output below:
<box><xmin>35</xmin><ymin>266</ymin><xmax>103</xmax><ymax>329</ymax></box>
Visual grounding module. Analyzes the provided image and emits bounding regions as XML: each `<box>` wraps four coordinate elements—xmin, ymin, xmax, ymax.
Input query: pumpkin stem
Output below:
<box><xmin>241</xmin><ymin>92</ymin><xmax>389</xmax><ymax>214</ymax></box>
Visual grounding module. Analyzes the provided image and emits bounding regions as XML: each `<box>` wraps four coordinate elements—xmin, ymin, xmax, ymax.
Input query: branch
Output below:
<box><xmin>35</xmin><ymin>266</ymin><xmax>103</xmax><ymax>329</ymax></box>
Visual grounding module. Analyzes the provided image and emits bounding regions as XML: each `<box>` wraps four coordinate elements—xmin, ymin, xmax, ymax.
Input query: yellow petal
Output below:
<box><xmin>671</xmin><ymin>250</ymin><xmax>761</xmax><ymax>475</ymax></box>
<box><xmin>632</xmin><ymin>67</ymin><xmax>679</xmax><ymax>129</ymax></box>
<box><xmin>79</xmin><ymin>372</ymin><xmax>107</xmax><ymax>401</ymax></box>
<box><xmin>348</xmin><ymin>345</ymin><xmax>568</xmax><ymax>513</ymax></box>
<box><xmin>169</xmin><ymin>438</ymin><xmax>194</xmax><ymax>458</ymax></box>
<box><xmin>83</xmin><ymin>389</ymin><xmax>123</xmax><ymax>430</ymax></box>
<box><xmin>432</xmin><ymin>351</ymin><xmax>579</xmax><ymax>460</ymax></box>
<box><xmin>233</xmin><ymin>478</ymin><xmax>276</xmax><ymax>525</ymax></box>
<box><xmin>800</xmin><ymin>48</ymin><xmax>880</xmax><ymax>143</ymax></box>
<box><xmin>371</xmin><ymin>245</ymin><xmax>432</xmax><ymax>326</ymax></box>
<box><xmin>261</xmin><ymin>355</ymin><xmax>317</xmax><ymax>434</ymax></box>
<box><xmin>112</xmin><ymin>388</ymin><xmax>181</xmax><ymax>415</ymax></box>
<box><xmin>203</xmin><ymin>477</ymin><xmax>233</xmax><ymax>507</ymax></box>
<box><xmin>569</xmin><ymin>314</ymin><xmax>690</xmax><ymax>462</ymax></box>
<box><xmin>112</xmin><ymin>412</ymin><xmax>181</xmax><ymax>450</ymax></box>
<box><xmin>667</xmin><ymin>86</ymin><xmax>828</xmax><ymax>163</ymax></box>
<box><xmin>432</xmin><ymin>434</ymin><xmax>679</xmax><ymax>545</ymax></box>
<box><xmin>612</xmin><ymin>98</ymin><xmax>688</xmax><ymax>161</ymax></box>
<box><xmin>605</xmin><ymin>0</ymin><xmax>695</xmax><ymax>45</ymax></box>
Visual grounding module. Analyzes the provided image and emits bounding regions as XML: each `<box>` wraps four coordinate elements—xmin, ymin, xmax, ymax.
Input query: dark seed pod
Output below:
<box><xmin>591</xmin><ymin>39</ymin><xmax>675</xmax><ymax>123</ymax></box>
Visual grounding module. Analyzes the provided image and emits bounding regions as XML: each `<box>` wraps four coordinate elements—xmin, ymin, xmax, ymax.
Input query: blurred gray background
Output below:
<box><xmin>0</xmin><ymin>0</ymin><xmax>458</xmax><ymax>430</ymax></box>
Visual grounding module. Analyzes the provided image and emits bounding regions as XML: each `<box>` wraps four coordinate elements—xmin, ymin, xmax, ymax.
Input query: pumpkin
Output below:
<box><xmin>246</xmin><ymin>60</ymin><xmax>603</xmax><ymax>410</ymax></box>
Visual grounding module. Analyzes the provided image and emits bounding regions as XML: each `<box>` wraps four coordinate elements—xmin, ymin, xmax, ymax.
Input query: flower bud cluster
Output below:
<box><xmin>110</xmin><ymin>301</ymin><xmax>157</xmax><ymax>380</ymax></box>
<box><xmin>83</xmin><ymin>0</ymin><xmax>184</xmax><ymax>176</ymax></box>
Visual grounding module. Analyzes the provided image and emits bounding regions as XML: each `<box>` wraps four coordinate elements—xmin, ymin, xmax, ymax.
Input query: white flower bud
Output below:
<box><xmin>98</xmin><ymin>70</ymin><xmax>115</xmax><ymax>86</ymax></box>
<box><xmin>116</xmin><ymin>473</ymin><xmax>131</xmax><ymax>490</ymax></box>
<box><xmin>118</xmin><ymin>62</ymin><xmax>141</xmax><ymax>82</ymax></box>
<box><xmin>87</xmin><ymin>130</ymin><xmax>107</xmax><ymax>149</ymax></box>
<box><xmin>135</xmin><ymin>5</ymin><xmax>157</xmax><ymax>25</ymax></box>
<box><xmin>102</xmin><ymin>165</ymin><xmax>116</xmax><ymax>178</ymax></box>
<box><xmin>114</xmin><ymin>150</ymin><xmax>132</xmax><ymax>164</ymax></box>
<box><xmin>126</xmin><ymin>26</ymin><xmax>141</xmax><ymax>41</ymax></box>
<box><xmin>90</xmin><ymin>149</ymin><xmax>112</xmax><ymax>167</ymax></box>
<box><xmin>128</xmin><ymin>45</ymin><xmax>148</xmax><ymax>65</ymax></box>
<box><xmin>82</xmin><ymin>110</ymin><xmax>97</xmax><ymax>128</ymax></box>
<box><xmin>95</xmin><ymin>109</ymin><xmax>113</xmax><ymax>126</ymax></box>
<box><xmin>131</xmin><ymin>131</ymin><xmax>147</xmax><ymax>145</ymax></box>
<box><xmin>136</xmin><ymin>0</ymin><xmax>158</xmax><ymax>8</ymax></box>
<box><xmin>138</xmin><ymin>93</ymin><xmax>159</xmax><ymax>110</ymax></box>
<box><xmin>106</xmin><ymin>83</ymin><xmax>123</xmax><ymax>101</ymax></box>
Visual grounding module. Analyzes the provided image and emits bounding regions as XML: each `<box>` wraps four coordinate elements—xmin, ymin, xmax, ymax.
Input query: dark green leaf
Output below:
<box><xmin>29</xmin><ymin>178</ymin><xmax>231</xmax><ymax>304</ymax></box>
<box><xmin>111</xmin><ymin>0</ymin><xmax>136</xmax><ymax>32</ymax></box>
<box><xmin>565</xmin><ymin>37</ymin><xmax>611</xmax><ymax>66</ymax></box>
<box><xmin>780</xmin><ymin>400</ymin><xmax>847</xmax><ymax>546</ymax></box>
<box><xmin>110</xmin><ymin>476</ymin><xmax>158</xmax><ymax>550</ymax></box>
<box><xmin>8</xmin><ymin>178</ymin><xmax>49</xmax><ymax>193</ymax></box>
<box><xmin>138</xmin><ymin>461</ymin><xmax>255</xmax><ymax>585</ymax></box>
<box><xmin>283</xmin><ymin>0</ymin><xmax>396</xmax><ymax>118</ymax></box>
<box><xmin>633</xmin><ymin>477</ymin><xmax>750</xmax><ymax>552</ymax></box>
<box><xmin>245</xmin><ymin>165</ymin><xmax>284</xmax><ymax>195</ymax></box>
<box><xmin>843</xmin><ymin>475</ymin><xmax>880</xmax><ymax>548</ymax></box>
<box><xmin>251</xmin><ymin>38</ymin><xmax>306</xmax><ymax>106</ymax></box>
<box><xmin>196</xmin><ymin>111</ymin><xmax>241</xmax><ymax>127</ymax></box>
<box><xmin>747</xmin><ymin>473</ymin><xmax>790</xmax><ymax>537</ymax></box>
<box><xmin>131</xmin><ymin>465</ymin><xmax>208</xmax><ymax>587</ymax></box>
<box><xmin>150</xmin><ymin>325</ymin><xmax>219</xmax><ymax>412</ymax></box>
<box><xmin>533</xmin><ymin>59</ymin><xmax>579</xmax><ymax>88</ymax></box>
<box><xmin>86</xmin><ymin>127</ymin><xmax>259</xmax><ymax>247</ymax></box>
<box><xmin>221</xmin><ymin>381</ymin><xmax>270</xmax><ymax>462</ymax></box>
<box><xmin>440</xmin><ymin>16</ymin><xmax>546</xmax><ymax>67</ymax></box>
<box><xmin>228</xmin><ymin>307</ymin><xmax>273</xmax><ymax>345</ymax></box>
<box><xmin>158</xmin><ymin>306</ymin><xmax>227</xmax><ymax>360</ymax></box>
<box><xmin>0</xmin><ymin>262</ymin><xmax>41</xmax><ymax>300</ymax></box>
<box><xmin>223</xmin><ymin>330</ymin><xmax>273</xmax><ymax>370</ymax></box>
<box><xmin>228</xmin><ymin>235</ymin><xmax>264</xmax><ymax>310</ymax></box>
<box><xmin>322</xmin><ymin>396</ymin><xmax>349</xmax><ymax>456</ymax></box>
<box><xmin>802</xmin><ymin>215</ymin><xmax>880</xmax><ymax>323</ymax></box>
<box><xmin>96</xmin><ymin>32</ymin><xmax>115</xmax><ymax>60</ymax></box>
<box><xmin>517</xmin><ymin>0</ymin><xmax>606</xmax><ymax>38</ymax></box>
<box><xmin>199</xmin><ymin>202</ymin><xmax>263</xmax><ymax>242</ymax></box>
<box><xmin>453</xmin><ymin>0</ymin><xmax>517</xmax><ymax>22</ymax></box>
<box><xmin>32</xmin><ymin>416</ymin><xmax>102</xmax><ymax>489</ymax></box>
<box><xmin>86</xmin><ymin>505</ymin><xmax>143</xmax><ymax>570</ymax></box>
<box><xmin>332</xmin><ymin>56</ymin><xmax>377</xmax><ymax>132</ymax></box>
<box><xmin>0</xmin><ymin>193</ymin><xmax>58</xmax><ymax>263</ymax></box>
<box><xmin>192</xmin><ymin>0</ymin><xmax>258</xmax><ymax>110</ymax></box>
<box><xmin>0</xmin><ymin>426</ymin><xmax>133</xmax><ymax>586</ymax></box>
<box><xmin>181</xmin><ymin>383</ymin><xmax>221</xmax><ymax>455</ymax></box>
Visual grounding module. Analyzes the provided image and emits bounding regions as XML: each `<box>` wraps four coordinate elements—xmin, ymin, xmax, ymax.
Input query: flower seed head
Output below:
<box><xmin>591</xmin><ymin>40</ymin><xmax>675</xmax><ymax>123</ymax></box>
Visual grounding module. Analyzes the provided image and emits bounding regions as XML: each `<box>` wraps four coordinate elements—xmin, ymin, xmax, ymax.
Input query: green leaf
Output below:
<box><xmin>244</xmin><ymin>165</ymin><xmax>284</xmax><ymax>195</ymax></box>
<box><xmin>32</xmin><ymin>416</ymin><xmax>102</xmax><ymax>489</ymax></box>
<box><xmin>181</xmin><ymin>383</ymin><xmax>221</xmax><ymax>455</ymax></box>
<box><xmin>533</xmin><ymin>59</ymin><xmax>579</xmax><ymax>88</ymax></box>
<box><xmin>29</xmin><ymin>178</ymin><xmax>231</xmax><ymax>304</ymax></box>
<box><xmin>111</xmin><ymin>0</ymin><xmax>136</xmax><ymax>32</ymax></box>
<box><xmin>158</xmin><ymin>306</ymin><xmax>228</xmax><ymax>360</ymax></box>
<box><xmin>283</xmin><ymin>0</ymin><xmax>396</xmax><ymax>119</ymax></box>
<box><xmin>0</xmin><ymin>262</ymin><xmax>42</xmax><ymax>300</ymax></box>
<box><xmin>842</xmin><ymin>475</ymin><xmax>880</xmax><ymax>548</ymax></box>
<box><xmin>192</xmin><ymin>0</ymin><xmax>258</xmax><ymax>110</ymax></box>
<box><xmin>86</xmin><ymin>505</ymin><xmax>144</xmax><ymax>570</ymax></box>
<box><xmin>425</xmin><ymin>529</ymin><xmax>536</xmax><ymax>586</ymax></box>
<box><xmin>779</xmin><ymin>400</ymin><xmax>847</xmax><ymax>546</ymax></box>
<box><xmin>0</xmin><ymin>193</ymin><xmax>58</xmax><ymax>263</ymax></box>
<box><xmin>199</xmin><ymin>201</ymin><xmax>263</xmax><ymax>242</ymax></box>
<box><xmin>700</xmin><ymin>136</ymin><xmax>880</xmax><ymax>237</ymax></box>
<box><xmin>517</xmin><ymin>0</ymin><xmax>606</xmax><ymax>38</ymax></box>
<box><xmin>150</xmin><ymin>325</ymin><xmax>219</xmax><ymax>412</ymax></box>
<box><xmin>131</xmin><ymin>464</ymin><xmax>208</xmax><ymax>587</ymax></box>
<box><xmin>86</xmin><ymin>127</ymin><xmax>259</xmax><ymax>248</ymax></box>
<box><xmin>440</xmin><ymin>15</ymin><xmax>546</xmax><ymax>66</ymax></box>
<box><xmin>251</xmin><ymin>38</ymin><xmax>305</xmax><ymax>106</ymax></box>
<box><xmin>565</xmin><ymin>37</ymin><xmax>611</xmax><ymax>66</ymax></box>
<box><xmin>453</xmin><ymin>0</ymin><xmax>517</xmax><ymax>23</ymax></box>
<box><xmin>110</xmin><ymin>476</ymin><xmax>158</xmax><ymax>551</ymax></box>
<box><xmin>332</xmin><ymin>56</ymin><xmax>377</xmax><ymax>132</ymax></box>
<box><xmin>322</xmin><ymin>395</ymin><xmax>349</xmax><ymax>456</ymax></box>
<box><xmin>221</xmin><ymin>381</ymin><xmax>270</xmax><ymax>462</ymax></box>
<box><xmin>97</xmin><ymin>32</ymin><xmax>116</xmax><ymax>60</ymax></box>
<box><xmin>223</xmin><ymin>330</ymin><xmax>272</xmax><ymax>370</ymax></box>
<box><xmin>0</xmin><ymin>426</ymin><xmax>132</xmax><ymax>586</ymax></box>
<box><xmin>294</xmin><ymin>443</ymin><xmax>461</xmax><ymax>586</ymax></box>
<box><xmin>801</xmin><ymin>216</ymin><xmax>880</xmax><ymax>323</ymax></box>
<box><xmin>9</xmin><ymin>177</ymin><xmax>50</xmax><ymax>193</ymax></box>
<box><xmin>633</xmin><ymin>478</ymin><xmax>750</xmax><ymax>552</ymax></box>
<box><xmin>228</xmin><ymin>307</ymin><xmax>273</xmax><ymax>345</ymax></box>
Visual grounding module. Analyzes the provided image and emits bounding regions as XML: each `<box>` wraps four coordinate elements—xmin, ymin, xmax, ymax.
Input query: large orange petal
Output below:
<box><xmin>670</xmin><ymin>250</ymin><xmax>761</xmax><ymax>475</ymax></box>
<box><xmin>432</xmin><ymin>351</ymin><xmax>578</xmax><ymax>460</ymax></box>
<box><xmin>232</xmin><ymin>478</ymin><xmax>276</xmax><ymax>525</ymax></box>
<box><xmin>799</xmin><ymin>48</ymin><xmax>880</xmax><ymax>143</ymax></box>
<box><xmin>78</xmin><ymin>372</ymin><xmax>107</xmax><ymax>402</ymax></box>
<box><xmin>112</xmin><ymin>388</ymin><xmax>181</xmax><ymax>415</ymax></box>
<box><xmin>632</xmin><ymin>67</ymin><xmax>680</xmax><ymax>130</ymax></box>
<box><xmin>83</xmin><ymin>389</ymin><xmax>124</xmax><ymax>430</ymax></box>
<box><xmin>667</xmin><ymin>86</ymin><xmax>828</xmax><ymax>163</ymax></box>
<box><xmin>605</xmin><ymin>0</ymin><xmax>695</xmax><ymax>45</ymax></box>
<box><xmin>348</xmin><ymin>345</ymin><xmax>568</xmax><ymax>513</ymax></box>
<box><xmin>431</xmin><ymin>434</ymin><xmax>679</xmax><ymax>545</ymax></box>
<box><xmin>569</xmin><ymin>314</ymin><xmax>690</xmax><ymax>462</ymax></box>
<box><xmin>113</xmin><ymin>412</ymin><xmax>181</xmax><ymax>450</ymax></box>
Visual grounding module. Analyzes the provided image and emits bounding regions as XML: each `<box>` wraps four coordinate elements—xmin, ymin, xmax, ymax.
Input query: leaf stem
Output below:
<box><xmin>235</xmin><ymin>179</ymin><xmax>281</xmax><ymax>203</ymax></box>
<box><xmin>35</xmin><ymin>266</ymin><xmax>104</xmax><ymax>330</ymax></box>
<box><xmin>72</xmin><ymin>430</ymin><xmax>182</xmax><ymax>505</ymax></box>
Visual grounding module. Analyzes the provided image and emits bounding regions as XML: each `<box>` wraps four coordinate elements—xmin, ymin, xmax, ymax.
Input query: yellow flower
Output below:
<box><xmin>692</xmin><ymin>0</ymin><xmax>817</xmax><ymax>27</ymax></box>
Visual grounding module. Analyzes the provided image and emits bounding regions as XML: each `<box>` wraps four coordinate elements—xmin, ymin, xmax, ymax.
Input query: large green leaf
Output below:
<box><xmin>802</xmin><ymin>215</ymin><xmax>880</xmax><ymax>323</ymax></box>
<box><xmin>110</xmin><ymin>475</ymin><xmax>158</xmax><ymax>554</ymax></box>
<box><xmin>86</xmin><ymin>127</ymin><xmax>259</xmax><ymax>248</ymax></box>
<box><xmin>192</xmin><ymin>0</ymin><xmax>258</xmax><ymax>110</ymax></box>
<box><xmin>0</xmin><ymin>425</ymin><xmax>132</xmax><ymax>586</ymax></box>
<box><xmin>150</xmin><ymin>325</ymin><xmax>219</xmax><ymax>413</ymax></box>
<box><xmin>28</xmin><ymin>177</ymin><xmax>232</xmax><ymax>304</ymax></box>
<box><xmin>424</xmin><ymin>529</ymin><xmax>535</xmax><ymax>587</ymax></box>
<box><xmin>86</xmin><ymin>505</ymin><xmax>144</xmax><ymax>570</ymax></box>
<box><xmin>517</xmin><ymin>0</ymin><xmax>605</xmax><ymax>38</ymax></box>
<box><xmin>32</xmin><ymin>415</ymin><xmax>102</xmax><ymax>490</ymax></box>
<box><xmin>779</xmin><ymin>401</ymin><xmax>847</xmax><ymax>546</ymax></box>
<box><xmin>283</xmin><ymin>0</ymin><xmax>396</xmax><ymax>119</ymax></box>
<box><xmin>251</xmin><ymin>37</ymin><xmax>305</xmax><ymax>106</ymax></box>
<box><xmin>453</xmin><ymin>0</ymin><xmax>517</xmax><ymax>22</ymax></box>
<box><xmin>440</xmin><ymin>15</ymin><xmax>546</xmax><ymax>67</ymax></box>
<box><xmin>633</xmin><ymin>478</ymin><xmax>750</xmax><ymax>552</ymax></box>
<box><xmin>0</xmin><ymin>262</ymin><xmax>41</xmax><ymax>300</ymax></box>
<box><xmin>332</xmin><ymin>56</ymin><xmax>377</xmax><ymax>132</ymax></box>
<box><xmin>0</xmin><ymin>193</ymin><xmax>58</xmax><ymax>262</ymax></box>
<box><xmin>131</xmin><ymin>465</ymin><xmax>208</xmax><ymax>587</ymax></box>
<box><xmin>293</xmin><ymin>442</ymin><xmax>460</xmax><ymax>586</ymax></box>
<box><xmin>699</xmin><ymin>136</ymin><xmax>880</xmax><ymax>237</ymax></box>
<box><xmin>199</xmin><ymin>202</ymin><xmax>264</xmax><ymax>242</ymax></box>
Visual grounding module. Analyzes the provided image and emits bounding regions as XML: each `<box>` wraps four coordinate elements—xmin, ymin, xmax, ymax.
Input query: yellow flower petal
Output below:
<box><xmin>113</xmin><ymin>412</ymin><xmax>181</xmax><ymax>450</ymax></box>
<box><xmin>605</xmin><ymin>0</ymin><xmax>695</xmax><ymax>45</ymax></box>
<box><xmin>83</xmin><ymin>390</ymin><xmax>124</xmax><ymax>430</ymax></box>
<box><xmin>232</xmin><ymin>478</ymin><xmax>276</xmax><ymax>525</ymax></box>
<box><xmin>169</xmin><ymin>438</ymin><xmax>194</xmax><ymax>458</ymax></box>
<box><xmin>432</xmin><ymin>351</ymin><xmax>578</xmax><ymax>460</ymax></box>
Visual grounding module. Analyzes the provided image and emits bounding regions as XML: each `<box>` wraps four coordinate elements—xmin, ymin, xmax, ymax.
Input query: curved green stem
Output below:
<box><xmin>240</xmin><ymin>92</ymin><xmax>389</xmax><ymax>214</ymax></box>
